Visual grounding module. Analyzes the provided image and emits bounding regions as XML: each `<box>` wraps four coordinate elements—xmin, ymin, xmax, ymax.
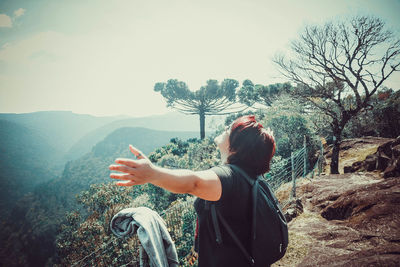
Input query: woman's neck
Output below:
<box><xmin>220</xmin><ymin>153</ymin><xmax>229</xmax><ymax>164</ymax></box>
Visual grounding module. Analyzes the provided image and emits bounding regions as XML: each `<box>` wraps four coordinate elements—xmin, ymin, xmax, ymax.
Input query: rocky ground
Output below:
<box><xmin>273</xmin><ymin>137</ymin><xmax>400</xmax><ymax>267</ymax></box>
<box><xmin>323</xmin><ymin>136</ymin><xmax>393</xmax><ymax>174</ymax></box>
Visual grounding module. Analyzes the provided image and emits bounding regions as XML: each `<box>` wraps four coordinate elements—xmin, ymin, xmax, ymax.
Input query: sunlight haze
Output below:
<box><xmin>1</xmin><ymin>0</ymin><xmax>399</xmax><ymax>117</ymax></box>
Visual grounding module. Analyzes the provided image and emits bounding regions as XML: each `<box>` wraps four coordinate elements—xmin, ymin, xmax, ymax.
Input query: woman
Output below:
<box><xmin>109</xmin><ymin>115</ymin><xmax>276</xmax><ymax>266</ymax></box>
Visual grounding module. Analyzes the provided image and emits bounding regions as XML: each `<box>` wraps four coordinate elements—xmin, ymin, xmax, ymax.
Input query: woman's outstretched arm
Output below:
<box><xmin>109</xmin><ymin>145</ymin><xmax>222</xmax><ymax>201</ymax></box>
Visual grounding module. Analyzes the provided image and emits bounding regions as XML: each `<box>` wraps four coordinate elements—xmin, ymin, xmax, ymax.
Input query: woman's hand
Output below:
<box><xmin>109</xmin><ymin>145</ymin><xmax>154</xmax><ymax>186</ymax></box>
<box><xmin>109</xmin><ymin>145</ymin><xmax>222</xmax><ymax>201</ymax></box>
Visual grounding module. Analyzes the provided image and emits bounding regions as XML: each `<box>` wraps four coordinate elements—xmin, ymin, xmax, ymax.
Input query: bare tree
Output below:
<box><xmin>275</xmin><ymin>16</ymin><xmax>400</xmax><ymax>174</ymax></box>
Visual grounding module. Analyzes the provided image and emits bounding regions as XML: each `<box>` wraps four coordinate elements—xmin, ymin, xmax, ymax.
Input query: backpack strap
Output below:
<box><xmin>209</xmin><ymin>164</ymin><xmax>261</xmax><ymax>266</ymax></box>
<box><xmin>210</xmin><ymin>204</ymin><xmax>255</xmax><ymax>266</ymax></box>
<box><xmin>228</xmin><ymin>164</ymin><xmax>258</xmax><ymax>186</ymax></box>
<box><xmin>229</xmin><ymin>164</ymin><xmax>261</xmax><ymax>262</ymax></box>
<box><xmin>210</xmin><ymin>202</ymin><xmax>223</xmax><ymax>245</ymax></box>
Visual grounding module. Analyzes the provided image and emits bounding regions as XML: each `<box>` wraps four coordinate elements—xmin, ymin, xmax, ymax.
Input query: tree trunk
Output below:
<box><xmin>330</xmin><ymin>129</ymin><xmax>342</xmax><ymax>174</ymax></box>
<box><xmin>199</xmin><ymin>110</ymin><xmax>205</xmax><ymax>139</ymax></box>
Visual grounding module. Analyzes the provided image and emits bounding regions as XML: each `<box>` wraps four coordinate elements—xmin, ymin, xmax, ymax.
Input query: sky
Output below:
<box><xmin>0</xmin><ymin>0</ymin><xmax>399</xmax><ymax>117</ymax></box>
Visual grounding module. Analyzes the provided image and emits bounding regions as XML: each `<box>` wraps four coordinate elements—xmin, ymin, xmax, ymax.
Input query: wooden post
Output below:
<box><xmin>303</xmin><ymin>136</ymin><xmax>307</xmax><ymax>178</ymax></box>
<box><xmin>318</xmin><ymin>139</ymin><xmax>323</xmax><ymax>176</ymax></box>
<box><xmin>291</xmin><ymin>152</ymin><xmax>296</xmax><ymax>199</ymax></box>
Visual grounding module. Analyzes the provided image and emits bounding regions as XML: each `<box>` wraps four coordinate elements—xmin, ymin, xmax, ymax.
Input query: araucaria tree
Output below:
<box><xmin>275</xmin><ymin>16</ymin><xmax>400</xmax><ymax>174</ymax></box>
<box><xmin>154</xmin><ymin>79</ymin><xmax>240</xmax><ymax>139</ymax></box>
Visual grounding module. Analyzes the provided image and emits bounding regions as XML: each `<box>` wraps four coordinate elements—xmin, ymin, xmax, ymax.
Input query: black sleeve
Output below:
<box><xmin>211</xmin><ymin>165</ymin><xmax>235</xmax><ymax>203</ymax></box>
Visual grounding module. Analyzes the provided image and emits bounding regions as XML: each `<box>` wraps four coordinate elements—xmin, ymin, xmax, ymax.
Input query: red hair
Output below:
<box><xmin>227</xmin><ymin>115</ymin><xmax>276</xmax><ymax>176</ymax></box>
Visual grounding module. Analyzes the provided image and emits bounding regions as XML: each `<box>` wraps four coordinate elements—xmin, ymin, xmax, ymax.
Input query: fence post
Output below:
<box><xmin>318</xmin><ymin>139</ymin><xmax>324</xmax><ymax>176</ymax></box>
<box><xmin>303</xmin><ymin>135</ymin><xmax>307</xmax><ymax>178</ymax></box>
<box><xmin>291</xmin><ymin>151</ymin><xmax>296</xmax><ymax>199</ymax></box>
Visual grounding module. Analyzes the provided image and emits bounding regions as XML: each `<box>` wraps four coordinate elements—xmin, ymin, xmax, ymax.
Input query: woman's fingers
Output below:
<box><xmin>109</xmin><ymin>145</ymin><xmax>150</xmax><ymax>187</ymax></box>
<box><xmin>129</xmin><ymin>145</ymin><xmax>148</xmax><ymax>160</ymax></box>
<box><xmin>109</xmin><ymin>164</ymin><xmax>136</xmax><ymax>174</ymax></box>
<box><xmin>110</xmin><ymin>173</ymin><xmax>135</xmax><ymax>180</ymax></box>
<box><xmin>116</xmin><ymin>180</ymin><xmax>136</xmax><ymax>186</ymax></box>
<box><xmin>115</xmin><ymin>158</ymin><xmax>139</xmax><ymax>168</ymax></box>
<box><xmin>110</xmin><ymin>173</ymin><xmax>137</xmax><ymax>187</ymax></box>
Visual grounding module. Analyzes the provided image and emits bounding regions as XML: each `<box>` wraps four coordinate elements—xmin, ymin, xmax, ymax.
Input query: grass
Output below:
<box><xmin>272</xmin><ymin>231</ymin><xmax>312</xmax><ymax>266</ymax></box>
<box><xmin>324</xmin><ymin>144</ymin><xmax>379</xmax><ymax>174</ymax></box>
<box><xmin>272</xmin><ymin>211</ymin><xmax>320</xmax><ymax>266</ymax></box>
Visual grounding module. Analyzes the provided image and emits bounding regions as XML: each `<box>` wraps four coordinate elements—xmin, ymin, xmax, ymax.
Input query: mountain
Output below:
<box><xmin>0</xmin><ymin>111</ymin><xmax>122</xmax><ymax>154</ymax></box>
<box><xmin>63</xmin><ymin>126</ymin><xmax>197</xmax><ymax>195</ymax></box>
<box><xmin>0</xmin><ymin>111</ymin><xmax>224</xmax><ymax>162</ymax></box>
<box><xmin>65</xmin><ymin>112</ymin><xmax>215</xmax><ymax>160</ymax></box>
<box><xmin>0</xmin><ymin>119</ymin><xmax>62</xmax><ymax>217</ymax></box>
<box><xmin>0</xmin><ymin>126</ymin><xmax>197</xmax><ymax>266</ymax></box>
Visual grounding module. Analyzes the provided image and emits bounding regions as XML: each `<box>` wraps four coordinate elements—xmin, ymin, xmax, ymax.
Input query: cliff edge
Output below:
<box><xmin>274</xmin><ymin>137</ymin><xmax>400</xmax><ymax>267</ymax></box>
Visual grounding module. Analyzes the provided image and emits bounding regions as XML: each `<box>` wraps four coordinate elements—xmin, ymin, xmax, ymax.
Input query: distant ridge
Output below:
<box><xmin>65</xmin><ymin>112</ymin><xmax>209</xmax><ymax>160</ymax></box>
<box><xmin>0</xmin><ymin>110</ymin><xmax>222</xmax><ymax>162</ymax></box>
<box><xmin>0</xmin><ymin>111</ymin><xmax>120</xmax><ymax>153</ymax></box>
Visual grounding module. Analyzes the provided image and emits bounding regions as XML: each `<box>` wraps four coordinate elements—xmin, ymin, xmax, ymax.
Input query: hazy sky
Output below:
<box><xmin>1</xmin><ymin>0</ymin><xmax>399</xmax><ymax>117</ymax></box>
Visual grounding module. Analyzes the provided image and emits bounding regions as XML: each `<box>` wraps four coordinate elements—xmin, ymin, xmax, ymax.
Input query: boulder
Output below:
<box><xmin>364</xmin><ymin>154</ymin><xmax>378</xmax><ymax>171</ymax></box>
<box><xmin>343</xmin><ymin>136</ymin><xmax>400</xmax><ymax>178</ymax></box>
<box><xmin>274</xmin><ymin>173</ymin><xmax>400</xmax><ymax>267</ymax></box>
<box><xmin>393</xmin><ymin>144</ymin><xmax>400</xmax><ymax>158</ymax></box>
<box><xmin>343</xmin><ymin>161</ymin><xmax>363</xmax><ymax>173</ymax></box>
<box><xmin>343</xmin><ymin>165</ymin><xmax>353</xmax><ymax>173</ymax></box>
<box><xmin>383</xmin><ymin>157</ymin><xmax>400</xmax><ymax>178</ymax></box>
<box><xmin>283</xmin><ymin>198</ymin><xmax>303</xmax><ymax>223</ymax></box>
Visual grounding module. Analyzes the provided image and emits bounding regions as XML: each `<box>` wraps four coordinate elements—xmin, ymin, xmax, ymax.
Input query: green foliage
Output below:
<box><xmin>53</xmin><ymin>183</ymin><xmax>138</xmax><ymax>266</ymax></box>
<box><xmin>149</xmin><ymin>138</ymin><xmax>220</xmax><ymax>171</ymax></box>
<box><xmin>237</xmin><ymin>80</ymin><xmax>292</xmax><ymax>107</ymax></box>
<box><xmin>53</xmin><ymin>137</ymin><xmax>220</xmax><ymax>266</ymax></box>
<box><xmin>224</xmin><ymin>110</ymin><xmax>266</xmax><ymax>126</ymax></box>
<box><xmin>77</xmin><ymin>183</ymin><xmax>135</xmax><ymax>215</ymax></box>
<box><xmin>264</xmin><ymin>115</ymin><xmax>310</xmax><ymax>158</ymax></box>
<box><xmin>175</xmin><ymin>204</ymin><xmax>197</xmax><ymax>265</ymax></box>
<box><xmin>149</xmin><ymin>137</ymin><xmax>197</xmax><ymax>163</ymax></box>
<box><xmin>343</xmin><ymin>88</ymin><xmax>400</xmax><ymax>138</ymax></box>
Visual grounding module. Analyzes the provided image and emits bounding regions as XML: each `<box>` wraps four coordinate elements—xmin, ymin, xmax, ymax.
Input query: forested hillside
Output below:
<box><xmin>0</xmin><ymin>120</ymin><xmax>61</xmax><ymax>217</ymax></box>
<box><xmin>0</xmin><ymin>126</ymin><xmax>197</xmax><ymax>266</ymax></box>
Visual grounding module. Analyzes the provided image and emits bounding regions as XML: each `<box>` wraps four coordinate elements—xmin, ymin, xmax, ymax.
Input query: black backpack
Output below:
<box><xmin>209</xmin><ymin>164</ymin><xmax>289</xmax><ymax>266</ymax></box>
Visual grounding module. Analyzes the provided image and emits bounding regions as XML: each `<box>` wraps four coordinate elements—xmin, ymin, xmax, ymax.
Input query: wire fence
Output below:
<box><xmin>70</xmin><ymin>136</ymin><xmax>325</xmax><ymax>266</ymax></box>
<box><xmin>265</xmin><ymin>136</ymin><xmax>325</xmax><ymax>208</ymax></box>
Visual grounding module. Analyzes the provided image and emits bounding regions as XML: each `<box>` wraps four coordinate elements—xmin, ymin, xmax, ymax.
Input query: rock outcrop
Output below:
<box><xmin>324</xmin><ymin>136</ymin><xmax>392</xmax><ymax>174</ymax></box>
<box><xmin>283</xmin><ymin>199</ymin><xmax>304</xmax><ymax>223</ymax></box>
<box><xmin>275</xmin><ymin>173</ymin><xmax>400</xmax><ymax>267</ymax></box>
<box><xmin>273</xmin><ymin>137</ymin><xmax>400</xmax><ymax>267</ymax></box>
<box><xmin>344</xmin><ymin>136</ymin><xmax>400</xmax><ymax>178</ymax></box>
